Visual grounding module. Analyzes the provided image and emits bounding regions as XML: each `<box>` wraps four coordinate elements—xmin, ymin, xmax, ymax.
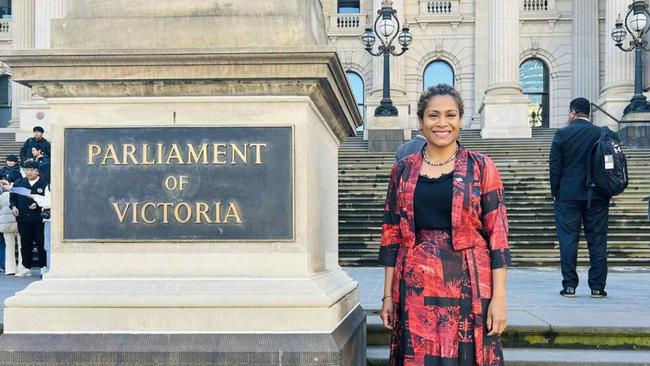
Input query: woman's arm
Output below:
<box><xmin>487</xmin><ymin>268</ymin><xmax>507</xmax><ymax>336</ymax></box>
<box><xmin>379</xmin><ymin>163</ymin><xmax>403</xmax><ymax>329</ymax></box>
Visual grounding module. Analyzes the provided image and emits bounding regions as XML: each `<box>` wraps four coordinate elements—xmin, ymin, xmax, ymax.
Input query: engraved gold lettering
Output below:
<box><xmin>224</xmin><ymin>202</ymin><xmax>242</xmax><ymax>224</ymax></box>
<box><xmin>141</xmin><ymin>144</ymin><xmax>156</xmax><ymax>165</ymax></box>
<box><xmin>123</xmin><ymin>144</ymin><xmax>139</xmax><ymax>165</ymax></box>
<box><xmin>87</xmin><ymin>144</ymin><xmax>102</xmax><ymax>165</ymax></box>
<box><xmin>214</xmin><ymin>201</ymin><xmax>222</xmax><ymax>223</ymax></box>
<box><xmin>112</xmin><ymin>202</ymin><xmax>130</xmax><ymax>223</ymax></box>
<box><xmin>101</xmin><ymin>144</ymin><xmax>122</xmax><ymax>165</ymax></box>
<box><xmin>174</xmin><ymin>202</ymin><xmax>192</xmax><ymax>224</ymax></box>
<box><xmin>231</xmin><ymin>143</ymin><xmax>248</xmax><ymax>164</ymax></box>
<box><xmin>157</xmin><ymin>203</ymin><xmax>173</xmax><ymax>224</ymax></box>
<box><xmin>187</xmin><ymin>144</ymin><xmax>209</xmax><ymax>164</ymax></box>
<box><xmin>141</xmin><ymin>203</ymin><xmax>156</xmax><ymax>224</ymax></box>
<box><xmin>131</xmin><ymin>203</ymin><xmax>140</xmax><ymax>224</ymax></box>
<box><xmin>250</xmin><ymin>143</ymin><xmax>267</xmax><ymax>165</ymax></box>
<box><xmin>166</xmin><ymin>144</ymin><xmax>185</xmax><ymax>165</ymax></box>
<box><xmin>213</xmin><ymin>144</ymin><xmax>227</xmax><ymax>164</ymax></box>
<box><xmin>195</xmin><ymin>202</ymin><xmax>212</xmax><ymax>224</ymax></box>
<box><xmin>156</xmin><ymin>143</ymin><xmax>165</xmax><ymax>164</ymax></box>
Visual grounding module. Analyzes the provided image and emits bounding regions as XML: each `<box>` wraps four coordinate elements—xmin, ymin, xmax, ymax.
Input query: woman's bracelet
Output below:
<box><xmin>381</xmin><ymin>295</ymin><xmax>392</xmax><ymax>301</ymax></box>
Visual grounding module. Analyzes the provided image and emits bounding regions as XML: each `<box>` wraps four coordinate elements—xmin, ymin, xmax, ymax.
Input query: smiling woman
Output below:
<box><xmin>379</xmin><ymin>84</ymin><xmax>511</xmax><ymax>366</ymax></box>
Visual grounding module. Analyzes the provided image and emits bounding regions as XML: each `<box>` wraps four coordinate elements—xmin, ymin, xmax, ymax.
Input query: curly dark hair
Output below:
<box><xmin>417</xmin><ymin>83</ymin><xmax>464</xmax><ymax>120</ymax></box>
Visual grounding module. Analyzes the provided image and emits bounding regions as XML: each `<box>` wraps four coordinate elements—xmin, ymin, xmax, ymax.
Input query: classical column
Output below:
<box><xmin>572</xmin><ymin>0</ymin><xmax>600</xmax><ymax>101</ymax></box>
<box><xmin>473</xmin><ymin>0</ymin><xmax>489</xmax><ymax>129</ymax></box>
<box><xmin>598</xmin><ymin>0</ymin><xmax>635</xmax><ymax>129</ymax></box>
<box><xmin>10</xmin><ymin>0</ymin><xmax>35</xmax><ymax>125</ymax></box>
<box><xmin>480</xmin><ymin>0</ymin><xmax>531</xmax><ymax>138</ymax></box>
<box><xmin>35</xmin><ymin>0</ymin><xmax>67</xmax><ymax>48</ymax></box>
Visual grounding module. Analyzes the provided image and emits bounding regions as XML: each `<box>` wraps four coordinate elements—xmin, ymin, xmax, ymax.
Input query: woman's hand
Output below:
<box><xmin>380</xmin><ymin>297</ymin><xmax>394</xmax><ymax>330</ymax></box>
<box><xmin>486</xmin><ymin>297</ymin><xmax>508</xmax><ymax>336</ymax></box>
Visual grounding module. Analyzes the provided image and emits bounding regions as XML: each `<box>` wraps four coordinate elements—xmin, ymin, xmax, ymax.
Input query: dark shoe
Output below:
<box><xmin>560</xmin><ymin>287</ymin><xmax>576</xmax><ymax>297</ymax></box>
<box><xmin>591</xmin><ymin>290</ymin><xmax>607</xmax><ymax>298</ymax></box>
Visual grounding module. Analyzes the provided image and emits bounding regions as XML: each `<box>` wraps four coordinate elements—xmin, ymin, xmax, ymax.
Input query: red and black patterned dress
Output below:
<box><xmin>379</xmin><ymin>145</ymin><xmax>511</xmax><ymax>366</ymax></box>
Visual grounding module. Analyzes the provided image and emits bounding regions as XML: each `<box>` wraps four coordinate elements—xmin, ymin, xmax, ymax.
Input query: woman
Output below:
<box><xmin>379</xmin><ymin>84</ymin><xmax>510</xmax><ymax>365</ymax></box>
<box><xmin>0</xmin><ymin>179</ymin><xmax>22</xmax><ymax>275</ymax></box>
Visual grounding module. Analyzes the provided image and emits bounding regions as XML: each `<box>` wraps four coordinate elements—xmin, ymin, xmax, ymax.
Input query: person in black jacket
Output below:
<box><xmin>549</xmin><ymin>97</ymin><xmax>611</xmax><ymax>298</ymax></box>
<box><xmin>0</xmin><ymin>155</ymin><xmax>22</xmax><ymax>183</ymax></box>
<box><xmin>9</xmin><ymin>160</ymin><xmax>47</xmax><ymax>277</ymax></box>
<box><xmin>20</xmin><ymin>126</ymin><xmax>51</xmax><ymax>164</ymax></box>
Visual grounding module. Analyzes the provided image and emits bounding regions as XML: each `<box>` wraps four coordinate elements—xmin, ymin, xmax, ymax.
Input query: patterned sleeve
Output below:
<box><xmin>379</xmin><ymin>162</ymin><xmax>402</xmax><ymax>267</ymax></box>
<box><xmin>479</xmin><ymin>156</ymin><xmax>511</xmax><ymax>269</ymax></box>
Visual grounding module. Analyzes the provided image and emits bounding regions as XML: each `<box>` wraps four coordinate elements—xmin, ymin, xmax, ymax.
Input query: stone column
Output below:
<box><xmin>10</xmin><ymin>0</ymin><xmax>35</xmax><ymax>127</ymax></box>
<box><xmin>597</xmin><ymin>0</ymin><xmax>635</xmax><ymax>130</ymax></box>
<box><xmin>473</xmin><ymin>0</ymin><xmax>489</xmax><ymax>129</ymax></box>
<box><xmin>572</xmin><ymin>0</ymin><xmax>600</xmax><ymax>102</ymax></box>
<box><xmin>480</xmin><ymin>0</ymin><xmax>531</xmax><ymax>138</ymax></box>
<box><xmin>15</xmin><ymin>0</ymin><xmax>68</xmax><ymax>141</ymax></box>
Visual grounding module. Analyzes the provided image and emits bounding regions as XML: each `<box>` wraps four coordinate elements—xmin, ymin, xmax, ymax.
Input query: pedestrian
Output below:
<box><xmin>0</xmin><ymin>155</ymin><xmax>23</xmax><ymax>183</ymax></box>
<box><xmin>0</xmin><ymin>179</ymin><xmax>22</xmax><ymax>275</ymax></box>
<box><xmin>9</xmin><ymin>160</ymin><xmax>47</xmax><ymax>277</ymax></box>
<box><xmin>31</xmin><ymin>145</ymin><xmax>50</xmax><ymax>183</ymax></box>
<box><xmin>20</xmin><ymin>126</ymin><xmax>51</xmax><ymax>164</ymax></box>
<box><xmin>30</xmin><ymin>183</ymin><xmax>50</xmax><ymax>274</ymax></box>
<box><xmin>549</xmin><ymin>97</ymin><xmax>612</xmax><ymax>298</ymax></box>
<box><xmin>395</xmin><ymin>133</ymin><xmax>426</xmax><ymax>161</ymax></box>
<box><xmin>379</xmin><ymin>84</ymin><xmax>510</xmax><ymax>365</ymax></box>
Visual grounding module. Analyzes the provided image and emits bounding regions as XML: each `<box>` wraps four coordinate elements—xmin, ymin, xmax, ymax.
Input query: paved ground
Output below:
<box><xmin>1</xmin><ymin>267</ymin><xmax>650</xmax><ymax>332</ymax></box>
<box><xmin>347</xmin><ymin>266</ymin><xmax>650</xmax><ymax>331</ymax></box>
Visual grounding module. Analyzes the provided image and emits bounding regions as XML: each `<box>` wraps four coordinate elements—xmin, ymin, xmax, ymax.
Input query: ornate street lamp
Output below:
<box><xmin>360</xmin><ymin>0</ymin><xmax>412</xmax><ymax>117</ymax></box>
<box><xmin>611</xmin><ymin>0</ymin><xmax>650</xmax><ymax>114</ymax></box>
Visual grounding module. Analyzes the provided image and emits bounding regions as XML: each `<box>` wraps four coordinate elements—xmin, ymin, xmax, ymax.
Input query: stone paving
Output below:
<box><xmin>1</xmin><ymin>267</ymin><xmax>650</xmax><ymax>332</ymax></box>
<box><xmin>346</xmin><ymin>266</ymin><xmax>650</xmax><ymax>331</ymax></box>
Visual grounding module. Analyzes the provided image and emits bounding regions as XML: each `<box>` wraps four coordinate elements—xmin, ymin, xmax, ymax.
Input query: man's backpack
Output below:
<box><xmin>587</xmin><ymin>127</ymin><xmax>628</xmax><ymax>200</ymax></box>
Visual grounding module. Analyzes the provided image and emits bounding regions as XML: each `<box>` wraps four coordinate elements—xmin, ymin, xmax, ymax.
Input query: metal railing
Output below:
<box><xmin>590</xmin><ymin>102</ymin><xmax>621</xmax><ymax>126</ymax></box>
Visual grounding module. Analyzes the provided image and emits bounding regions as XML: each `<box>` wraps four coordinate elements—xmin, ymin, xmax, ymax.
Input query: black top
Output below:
<box><xmin>413</xmin><ymin>171</ymin><xmax>453</xmax><ymax>230</ymax></box>
<box><xmin>9</xmin><ymin>177</ymin><xmax>47</xmax><ymax>224</ymax></box>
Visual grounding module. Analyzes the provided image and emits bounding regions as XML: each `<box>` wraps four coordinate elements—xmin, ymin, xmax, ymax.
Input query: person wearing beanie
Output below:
<box><xmin>0</xmin><ymin>155</ymin><xmax>22</xmax><ymax>183</ymax></box>
<box><xmin>20</xmin><ymin>126</ymin><xmax>51</xmax><ymax>164</ymax></box>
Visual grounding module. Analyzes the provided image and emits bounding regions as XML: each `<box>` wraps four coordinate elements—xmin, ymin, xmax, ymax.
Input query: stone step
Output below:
<box><xmin>367</xmin><ymin>346</ymin><xmax>650</xmax><ymax>366</ymax></box>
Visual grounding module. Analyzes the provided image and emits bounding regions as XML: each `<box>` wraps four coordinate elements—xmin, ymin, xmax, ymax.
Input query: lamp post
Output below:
<box><xmin>611</xmin><ymin>0</ymin><xmax>650</xmax><ymax>115</ymax></box>
<box><xmin>360</xmin><ymin>0</ymin><xmax>412</xmax><ymax>117</ymax></box>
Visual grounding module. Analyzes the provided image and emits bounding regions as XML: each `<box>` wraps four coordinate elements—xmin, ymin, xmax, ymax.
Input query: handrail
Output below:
<box><xmin>590</xmin><ymin>102</ymin><xmax>621</xmax><ymax>125</ymax></box>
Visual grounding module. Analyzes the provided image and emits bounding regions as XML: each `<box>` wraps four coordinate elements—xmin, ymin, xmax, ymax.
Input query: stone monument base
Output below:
<box><xmin>367</xmin><ymin>116</ymin><xmax>405</xmax><ymax>152</ymax></box>
<box><xmin>620</xmin><ymin>112</ymin><xmax>650</xmax><ymax>149</ymax></box>
<box><xmin>0</xmin><ymin>306</ymin><xmax>365</xmax><ymax>366</ymax></box>
<box><xmin>481</xmin><ymin>85</ymin><xmax>531</xmax><ymax>139</ymax></box>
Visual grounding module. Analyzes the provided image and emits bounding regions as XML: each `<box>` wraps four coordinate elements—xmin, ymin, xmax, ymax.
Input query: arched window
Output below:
<box><xmin>423</xmin><ymin>60</ymin><xmax>454</xmax><ymax>90</ymax></box>
<box><xmin>338</xmin><ymin>0</ymin><xmax>360</xmax><ymax>13</ymax></box>
<box><xmin>346</xmin><ymin>71</ymin><xmax>365</xmax><ymax>131</ymax></box>
<box><xmin>0</xmin><ymin>74</ymin><xmax>11</xmax><ymax>128</ymax></box>
<box><xmin>519</xmin><ymin>58</ymin><xmax>550</xmax><ymax>128</ymax></box>
<box><xmin>0</xmin><ymin>0</ymin><xmax>11</xmax><ymax>18</ymax></box>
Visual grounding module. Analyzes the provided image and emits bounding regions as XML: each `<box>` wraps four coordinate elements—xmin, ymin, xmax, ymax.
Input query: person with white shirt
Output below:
<box><xmin>0</xmin><ymin>179</ymin><xmax>22</xmax><ymax>275</ymax></box>
<box><xmin>9</xmin><ymin>160</ymin><xmax>47</xmax><ymax>277</ymax></box>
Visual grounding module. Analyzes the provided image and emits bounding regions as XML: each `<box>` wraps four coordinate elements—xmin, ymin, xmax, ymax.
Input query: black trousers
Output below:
<box><xmin>554</xmin><ymin>199</ymin><xmax>609</xmax><ymax>291</ymax></box>
<box><xmin>17</xmin><ymin>221</ymin><xmax>45</xmax><ymax>269</ymax></box>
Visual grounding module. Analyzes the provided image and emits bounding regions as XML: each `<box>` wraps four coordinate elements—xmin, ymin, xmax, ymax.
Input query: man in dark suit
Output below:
<box><xmin>549</xmin><ymin>97</ymin><xmax>611</xmax><ymax>298</ymax></box>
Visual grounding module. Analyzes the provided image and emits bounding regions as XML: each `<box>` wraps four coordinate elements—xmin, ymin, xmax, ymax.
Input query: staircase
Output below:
<box><xmin>0</xmin><ymin>133</ymin><xmax>23</xmax><ymax>166</ymax></box>
<box><xmin>339</xmin><ymin>129</ymin><xmax>650</xmax><ymax>267</ymax></box>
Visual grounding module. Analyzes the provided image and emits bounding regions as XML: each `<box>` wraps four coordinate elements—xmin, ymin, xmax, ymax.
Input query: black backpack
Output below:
<box><xmin>587</xmin><ymin>127</ymin><xmax>628</xmax><ymax>200</ymax></box>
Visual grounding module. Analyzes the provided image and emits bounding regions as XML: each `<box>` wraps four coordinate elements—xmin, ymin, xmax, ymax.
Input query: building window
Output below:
<box><xmin>519</xmin><ymin>58</ymin><xmax>549</xmax><ymax>128</ymax></box>
<box><xmin>346</xmin><ymin>71</ymin><xmax>365</xmax><ymax>131</ymax></box>
<box><xmin>0</xmin><ymin>75</ymin><xmax>11</xmax><ymax>128</ymax></box>
<box><xmin>338</xmin><ymin>0</ymin><xmax>360</xmax><ymax>13</ymax></box>
<box><xmin>423</xmin><ymin>60</ymin><xmax>454</xmax><ymax>90</ymax></box>
<box><xmin>0</xmin><ymin>0</ymin><xmax>11</xmax><ymax>18</ymax></box>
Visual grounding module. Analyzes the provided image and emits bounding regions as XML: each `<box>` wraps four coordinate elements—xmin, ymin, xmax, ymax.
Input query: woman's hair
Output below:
<box><xmin>417</xmin><ymin>83</ymin><xmax>464</xmax><ymax>120</ymax></box>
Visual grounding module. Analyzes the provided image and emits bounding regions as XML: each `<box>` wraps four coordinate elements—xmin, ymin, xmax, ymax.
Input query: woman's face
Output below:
<box><xmin>419</xmin><ymin>95</ymin><xmax>462</xmax><ymax>149</ymax></box>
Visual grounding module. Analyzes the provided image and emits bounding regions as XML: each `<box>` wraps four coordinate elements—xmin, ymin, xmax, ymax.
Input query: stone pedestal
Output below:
<box><xmin>0</xmin><ymin>1</ymin><xmax>365</xmax><ymax>365</ymax></box>
<box><xmin>367</xmin><ymin>115</ymin><xmax>406</xmax><ymax>152</ymax></box>
<box><xmin>481</xmin><ymin>85</ymin><xmax>532</xmax><ymax>139</ymax></box>
<box><xmin>620</xmin><ymin>112</ymin><xmax>650</xmax><ymax>149</ymax></box>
